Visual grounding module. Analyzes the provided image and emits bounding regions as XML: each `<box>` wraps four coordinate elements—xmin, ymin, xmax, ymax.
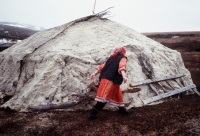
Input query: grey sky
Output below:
<box><xmin>0</xmin><ymin>0</ymin><xmax>200</xmax><ymax>32</ymax></box>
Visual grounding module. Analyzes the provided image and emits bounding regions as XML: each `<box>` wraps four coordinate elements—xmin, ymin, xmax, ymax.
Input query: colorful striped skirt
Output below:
<box><xmin>95</xmin><ymin>78</ymin><xmax>125</xmax><ymax>107</ymax></box>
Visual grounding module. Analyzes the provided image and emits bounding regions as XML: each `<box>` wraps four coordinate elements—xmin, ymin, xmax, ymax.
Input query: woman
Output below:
<box><xmin>89</xmin><ymin>46</ymin><xmax>131</xmax><ymax>120</ymax></box>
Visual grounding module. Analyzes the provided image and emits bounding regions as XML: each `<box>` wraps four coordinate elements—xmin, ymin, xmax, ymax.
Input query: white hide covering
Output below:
<box><xmin>0</xmin><ymin>15</ymin><xmax>194</xmax><ymax>111</ymax></box>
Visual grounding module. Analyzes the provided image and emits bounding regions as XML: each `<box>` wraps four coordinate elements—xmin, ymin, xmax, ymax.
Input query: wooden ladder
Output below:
<box><xmin>130</xmin><ymin>74</ymin><xmax>199</xmax><ymax>104</ymax></box>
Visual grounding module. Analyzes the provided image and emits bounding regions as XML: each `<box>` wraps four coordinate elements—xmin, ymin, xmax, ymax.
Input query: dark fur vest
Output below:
<box><xmin>99</xmin><ymin>54</ymin><xmax>126</xmax><ymax>85</ymax></box>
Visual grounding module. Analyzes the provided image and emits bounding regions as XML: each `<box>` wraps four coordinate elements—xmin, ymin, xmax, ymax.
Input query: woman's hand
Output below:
<box><xmin>123</xmin><ymin>76</ymin><xmax>128</xmax><ymax>83</ymax></box>
<box><xmin>90</xmin><ymin>73</ymin><xmax>96</xmax><ymax>80</ymax></box>
<box><xmin>120</xmin><ymin>70</ymin><xmax>127</xmax><ymax>83</ymax></box>
<box><xmin>90</xmin><ymin>70</ymin><xmax>99</xmax><ymax>80</ymax></box>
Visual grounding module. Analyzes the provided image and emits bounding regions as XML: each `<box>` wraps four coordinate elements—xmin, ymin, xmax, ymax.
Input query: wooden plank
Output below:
<box><xmin>142</xmin><ymin>84</ymin><xmax>196</xmax><ymax>105</ymax></box>
<box><xmin>166</xmin><ymin>80</ymin><xmax>175</xmax><ymax>90</ymax></box>
<box><xmin>174</xmin><ymin>79</ymin><xmax>195</xmax><ymax>96</ymax></box>
<box><xmin>174</xmin><ymin>79</ymin><xmax>199</xmax><ymax>96</ymax></box>
<box><xmin>193</xmin><ymin>88</ymin><xmax>200</xmax><ymax>96</ymax></box>
<box><xmin>130</xmin><ymin>74</ymin><xmax>185</xmax><ymax>87</ymax></box>
<box><xmin>157</xmin><ymin>82</ymin><xmax>168</xmax><ymax>92</ymax></box>
<box><xmin>174</xmin><ymin>79</ymin><xmax>184</xmax><ymax>87</ymax></box>
<box><xmin>149</xmin><ymin>84</ymin><xmax>159</xmax><ymax>95</ymax></box>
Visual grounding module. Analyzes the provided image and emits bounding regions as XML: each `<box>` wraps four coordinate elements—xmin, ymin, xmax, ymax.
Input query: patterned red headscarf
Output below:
<box><xmin>109</xmin><ymin>46</ymin><xmax>126</xmax><ymax>58</ymax></box>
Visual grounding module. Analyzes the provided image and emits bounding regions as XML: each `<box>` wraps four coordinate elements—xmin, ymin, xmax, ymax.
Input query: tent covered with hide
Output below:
<box><xmin>0</xmin><ymin>15</ymin><xmax>197</xmax><ymax>112</ymax></box>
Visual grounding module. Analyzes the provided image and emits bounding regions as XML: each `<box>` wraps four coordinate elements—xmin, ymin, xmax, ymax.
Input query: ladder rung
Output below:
<box><xmin>130</xmin><ymin>74</ymin><xmax>185</xmax><ymax>87</ymax></box>
<box><xmin>143</xmin><ymin>84</ymin><xmax>196</xmax><ymax>104</ymax></box>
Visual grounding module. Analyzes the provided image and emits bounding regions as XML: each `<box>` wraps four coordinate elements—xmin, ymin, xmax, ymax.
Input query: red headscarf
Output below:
<box><xmin>109</xmin><ymin>46</ymin><xmax>126</xmax><ymax>58</ymax></box>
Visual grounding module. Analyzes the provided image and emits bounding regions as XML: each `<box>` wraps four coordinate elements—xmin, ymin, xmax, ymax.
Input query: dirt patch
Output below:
<box><xmin>0</xmin><ymin>95</ymin><xmax>199</xmax><ymax>135</ymax></box>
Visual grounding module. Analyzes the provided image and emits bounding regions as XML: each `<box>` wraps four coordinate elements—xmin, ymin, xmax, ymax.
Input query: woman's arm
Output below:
<box><xmin>118</xmin><ymin>57</ymin><xmax>128</xmax><ymax>83</ymax></box>
<box><xmin>90</xmin><ymin>63</ymin><xmax>105</xmax><ymax>80</ymax></box>
<box><xmin>121</xmin><ymin>70</ymin><xmax>127</xmax><ymax>83</ymax></box>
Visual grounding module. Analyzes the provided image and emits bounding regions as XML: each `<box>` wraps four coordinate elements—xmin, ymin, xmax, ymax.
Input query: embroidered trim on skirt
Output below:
<box><xmin>95</xmin><ymin>78</ymin><xmax>125</xmax><ymax>107</ymax></box>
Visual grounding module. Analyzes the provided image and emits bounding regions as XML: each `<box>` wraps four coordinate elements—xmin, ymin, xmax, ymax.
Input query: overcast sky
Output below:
<box><xmin>0</xmin><ymin>0</ymin><xmax>200</xmax><ymax>32</ymax></box>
